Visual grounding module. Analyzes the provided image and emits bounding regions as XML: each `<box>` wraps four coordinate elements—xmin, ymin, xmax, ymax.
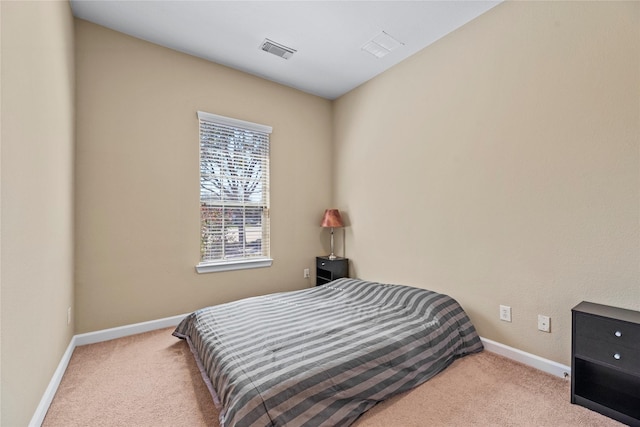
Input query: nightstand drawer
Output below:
<box><xmin>575</xmin><ymin>313</ymin><xmax>640</xmax><ymax>350</ymax></box>
<box><xmin>575</xmin><ymin>335</ymin><xmax>640</xmax><ymax>372</ymax></box>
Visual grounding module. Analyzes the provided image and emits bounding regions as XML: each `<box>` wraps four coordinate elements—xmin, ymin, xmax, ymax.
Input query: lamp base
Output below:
<box><xmin>328</xmin><ymin>253</ymin><xmax>337</xmax><ymax>260</ymax></box>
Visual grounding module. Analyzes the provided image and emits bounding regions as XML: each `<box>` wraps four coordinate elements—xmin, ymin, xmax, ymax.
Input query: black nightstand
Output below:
<box><xmin>571</xmin><ymin>301</ymin><xmax>640</xmax><ymax>426</ymax></box>
<box><xmin>316</xmin><ymin>256</ymin><xmax>348</xmax><ymax>286</ymax></box>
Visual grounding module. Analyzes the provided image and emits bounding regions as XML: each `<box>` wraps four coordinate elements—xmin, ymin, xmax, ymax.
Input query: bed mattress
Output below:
<box><xmin>174</xmin><ymin>278</ymin><xmax>483</xmax><ymax>426</ymax></box>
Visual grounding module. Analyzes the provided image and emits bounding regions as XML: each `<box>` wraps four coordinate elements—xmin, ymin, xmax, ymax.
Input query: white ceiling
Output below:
<box><xmin>70</xmin><ymin>1</ymin><xmax>501</xmax><ymax>100</ymax></box>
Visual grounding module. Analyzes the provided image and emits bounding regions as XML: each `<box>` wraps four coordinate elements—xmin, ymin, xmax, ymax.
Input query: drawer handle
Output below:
<box><xmin>614</xmin><ymin>330</ymin><xmax>622</xmax><ymax>337</ymax></box>
<box><xmin>321</xmin><ymin>262</ymin><xmax>325</xmax><ymax>266</ymax></box>
<box><xmin>613</xmin><ymin>353</ymin><xmax>621</xmax><ymax>360</ymax></box>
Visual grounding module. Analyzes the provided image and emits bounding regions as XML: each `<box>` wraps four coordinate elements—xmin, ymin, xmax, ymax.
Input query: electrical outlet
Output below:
<box><xmin>538</xmin><ymin>314</ymin><xmax>550</xmax><ymax>332</ymax></box>
<box><xmin>67</xmin><ymin>307</ymin><xmax>72</xmax><ymax>325</ymax></box>
<box><xmin>303</xmin><ymin>268</ymin><xmax>310</xmax><ymax>279</ymax></box>
<box><xmin>499</xmin><ymin>305</ymin><xmax>512</xmax><ymax>322</ymax></box>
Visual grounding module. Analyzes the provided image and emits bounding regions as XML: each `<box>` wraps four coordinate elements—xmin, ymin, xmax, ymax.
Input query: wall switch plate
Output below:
<box><xmin>500</xmin><ymin>305</ymin><xmax>512</xmax><ymax>322</ymax></box>
<box><xmin>538</xmin><ymin>314</ymin><xmax>551</xmax><ymax>332</ymax></box>
<box><xmin>303</xmin><ymin>268</ymin><xmax>310</xmax><ymax>279</ymax></box>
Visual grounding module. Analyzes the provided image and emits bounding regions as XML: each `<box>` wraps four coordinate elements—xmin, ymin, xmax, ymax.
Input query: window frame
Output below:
<box><xmin>195</xmin><ymin>111</ymin><xmax>273</xmax><ymax>274</ymax></box>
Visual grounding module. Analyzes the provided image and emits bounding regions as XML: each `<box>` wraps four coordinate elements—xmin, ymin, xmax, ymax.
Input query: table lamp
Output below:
<box><xmin>321</xmin><ymin>209</ymin><xmax>344</xmax><ymax>260</ymax></box>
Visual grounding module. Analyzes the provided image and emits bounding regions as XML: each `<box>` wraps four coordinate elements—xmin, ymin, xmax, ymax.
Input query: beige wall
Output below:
<box><xmin>0</xmin><ymin>1</ymin><xmax>76</xmax><ymax>425</ymax></box>
<box><xmin>333</xmin><ymin>1</ymin><xmax>640</xmax><ymax>365</ymax></box>
<box><xmin>74</xmin><ymin>21</ymin><xmax>333</xmax><ymax>333</ymax></box>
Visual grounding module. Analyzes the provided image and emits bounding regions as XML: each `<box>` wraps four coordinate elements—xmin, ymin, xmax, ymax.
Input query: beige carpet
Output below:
<box><xmin>43</xmin><ymin>327</ymin><xmax>622</xmax><ymax>427</ymax></box>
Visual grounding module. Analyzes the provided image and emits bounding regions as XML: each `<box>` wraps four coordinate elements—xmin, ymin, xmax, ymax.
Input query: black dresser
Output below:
<box><xmin>571</xmin><ymin>301</ymin><xmax>640</xmax><ymax>426</ymax></box>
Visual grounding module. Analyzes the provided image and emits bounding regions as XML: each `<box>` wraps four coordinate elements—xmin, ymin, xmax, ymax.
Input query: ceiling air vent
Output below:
<box><xmin>260</xmin><ymin>38</ymin><xmax>296</xmax><ymax>60</ymax></box>
<box><xmin>362</xmin><ymin>31</ymin><xmax>404</xmax><ymax>59</ymax></box>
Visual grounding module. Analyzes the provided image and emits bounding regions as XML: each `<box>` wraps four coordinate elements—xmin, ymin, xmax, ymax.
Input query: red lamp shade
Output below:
<box><xmin>321</xmin><ymin>209</ymin><xmax>344</xmax><ymax>228</ymax></box>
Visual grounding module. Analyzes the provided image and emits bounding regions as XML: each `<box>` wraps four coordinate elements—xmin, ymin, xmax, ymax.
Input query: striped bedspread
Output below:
<box><xmin>173</xmin><ymin>278</ymin><xmax>483</xmax><ymax>426</ymax></box>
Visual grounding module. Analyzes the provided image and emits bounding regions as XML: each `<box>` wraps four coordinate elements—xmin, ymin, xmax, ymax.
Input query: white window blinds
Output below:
<box><xmin>197</xmin><ymin>111</ymin><xmax>272</xmax><ymax>272</ymax></box>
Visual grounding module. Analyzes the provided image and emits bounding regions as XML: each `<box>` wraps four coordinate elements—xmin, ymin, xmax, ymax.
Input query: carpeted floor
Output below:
<box><xmin>42</xmin><ymin>327</ymin><xmax>623</xmax><ymax>427</ymax></box>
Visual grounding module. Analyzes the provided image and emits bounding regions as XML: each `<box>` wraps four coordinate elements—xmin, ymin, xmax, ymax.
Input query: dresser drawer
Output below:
<box><xmin>574</xmin><ymin>312</ymin><xmax>640</xmax><ymax>350</ymax></box>
<box><xmin>575</xmin><ymin>335</ymin><xmax>640</xmax><ymax>372</ymax></box>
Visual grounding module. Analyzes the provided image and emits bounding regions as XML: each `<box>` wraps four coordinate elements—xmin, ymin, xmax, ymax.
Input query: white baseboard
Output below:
<box><xmin>29</xmin><ymin>336</ymin><xmax>77</xmax><ymax>427</ymax></box>
<box><xmin>481</xmin><ymin>337</ymin><xmax>571</xmax><ymax>379</ymax></box>
<box><xmin>30</xmin><ymin>316</ymin><xmax>569</xmax><ymax>426</ymax></box>
<box><xmin>29</xmin><ymin>313</ymin><xmax>188</xmax><ymax>427</ymax></box>
<box><xmin>74</xmin><ymin>313</ymin><xmax>188</xmax><ymax>346</ymax></box>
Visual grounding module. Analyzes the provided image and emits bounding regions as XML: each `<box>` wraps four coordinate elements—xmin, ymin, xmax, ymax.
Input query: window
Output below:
<box><xmin>196</xmin><ymin>111</ymin><xmax>272</xmax><ymax>273</ymax></box>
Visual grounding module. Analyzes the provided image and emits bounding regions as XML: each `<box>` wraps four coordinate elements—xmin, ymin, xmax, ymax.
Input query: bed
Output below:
<box><xmin>173</xmin><ymin>278</ymin><xmax>483</xmax><ymax>426</ymax></box>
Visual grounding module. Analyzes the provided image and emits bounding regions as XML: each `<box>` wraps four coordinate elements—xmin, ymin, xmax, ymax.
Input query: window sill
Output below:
<box><xmin>195</xmin><ymin>258</ymin><xmax>273</xmax><ymax>274</ymax></box>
